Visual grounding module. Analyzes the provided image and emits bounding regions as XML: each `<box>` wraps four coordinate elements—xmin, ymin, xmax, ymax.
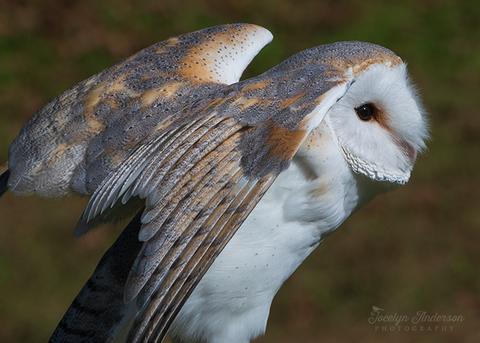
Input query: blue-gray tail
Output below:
<box><xmin>49</xmin><ymin>211</ymin><xmax>144</xmax><ymax>343</ymax></box>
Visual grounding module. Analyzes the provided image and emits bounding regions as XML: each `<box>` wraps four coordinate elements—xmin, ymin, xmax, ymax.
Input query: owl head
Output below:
<box><xmin>325</xmin><ymin>60</ymin><xmax>428</xmax><ymax>185</ymax></box>
<box><xmin>272</xmin><ymin>41</ymin><xmax>427</xmax><ymax>189</ymax></box>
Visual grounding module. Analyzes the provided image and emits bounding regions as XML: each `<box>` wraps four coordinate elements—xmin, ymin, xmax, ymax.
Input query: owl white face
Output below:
<box><xmin>325</xmin><ymin>62</ymin><xmax>428</xmax><ymax>184</ymax></box>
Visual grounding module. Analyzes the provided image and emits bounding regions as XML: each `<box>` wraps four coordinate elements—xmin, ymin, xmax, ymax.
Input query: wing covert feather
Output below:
<box><xmin>7</xmin><ymin>23</ymin><xmax>272</xmax><ymax>199</ymax></box>
<box><xmin>82</xmin><ymin>63</ymin><xmax>353</xmax><ymax>229</ymax></box>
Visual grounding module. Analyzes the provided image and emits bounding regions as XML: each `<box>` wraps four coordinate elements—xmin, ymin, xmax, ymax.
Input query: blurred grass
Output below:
<box><xmin>1</xmin><ymin>0</ymin><xmax>479</xmax><ymax>342</ymax></box>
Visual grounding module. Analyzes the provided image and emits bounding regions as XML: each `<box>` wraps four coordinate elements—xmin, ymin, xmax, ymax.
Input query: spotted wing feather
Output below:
<box><xmin>131</xmin><ymin>175</ymin><xmax>275</xmax><ymax>343</ymax></box>
<box><xmin>6</xmin><ymin>23</ymin><xmax>273</xmax><ymax>199</ymax></box>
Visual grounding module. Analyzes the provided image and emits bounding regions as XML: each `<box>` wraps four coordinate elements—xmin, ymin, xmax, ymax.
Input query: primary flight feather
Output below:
<box><xmin>0</xmin><ymin>23</ymin><xmax>428</xmax><ymax>343</ymax></box>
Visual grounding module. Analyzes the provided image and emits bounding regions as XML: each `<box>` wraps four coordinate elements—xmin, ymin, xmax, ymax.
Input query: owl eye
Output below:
<box><xmin>355</xmin><ymin>103</ymin><xmax>375</xmax><ymax>121</ymax></box>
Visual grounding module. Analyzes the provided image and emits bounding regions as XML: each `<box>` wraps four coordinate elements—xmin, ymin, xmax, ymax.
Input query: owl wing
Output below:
<box><xmin>76</xmin><ymin>62</ymin><xmax>354</xmax><ymax>343</ymax></box>
<box><xmin>5</xmin><ymin>23</ymin><xmax>273</xmax><ymax>199</ymax></box>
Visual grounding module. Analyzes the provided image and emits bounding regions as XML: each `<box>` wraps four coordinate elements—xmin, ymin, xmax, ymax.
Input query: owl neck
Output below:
<box><xmin>284</xmin><ymin>121</ymin><xmax>389</xmax><ymax>242</ymax></box>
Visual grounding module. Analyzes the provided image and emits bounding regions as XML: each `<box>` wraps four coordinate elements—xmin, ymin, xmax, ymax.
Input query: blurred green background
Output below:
<box><xmin>0</xmin><ymin>0</ymin><xmax>479</xmax><ymax>342</ymax></box>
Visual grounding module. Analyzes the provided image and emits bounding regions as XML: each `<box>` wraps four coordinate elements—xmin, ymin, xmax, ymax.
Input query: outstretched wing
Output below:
<box><xmin>77</xmin><ymin>60</ymin><xmax>354</xmax><ymax>342</ymax></box>
<box><xmin>5</xmin><ymin>23</ymin><xmax>273</xmax><ymax>199</ymax></box>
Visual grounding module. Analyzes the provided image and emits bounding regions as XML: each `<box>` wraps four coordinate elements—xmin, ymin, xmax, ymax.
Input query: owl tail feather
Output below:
<box><xmin>49</xmin><ymin>211</ymin><xmax>144</xmax><ymax>343</ymax></box>
<box><xmin>0</xmin><ymin>163</ymin><xmax>9</xmax><ymax>198</ymax></box>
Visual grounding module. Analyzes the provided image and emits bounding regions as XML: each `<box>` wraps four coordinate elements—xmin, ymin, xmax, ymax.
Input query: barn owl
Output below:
<box><xmin>0</xmin><ymin>23</ymin><xmax>428</xmax><ymax>343</ymax></box>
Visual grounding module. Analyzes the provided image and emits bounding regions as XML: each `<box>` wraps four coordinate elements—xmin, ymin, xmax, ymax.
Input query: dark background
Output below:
<box><xmin>1</xmin><ymin>0</ymin><xmax>479</xmax><ymax>342</ymax></box>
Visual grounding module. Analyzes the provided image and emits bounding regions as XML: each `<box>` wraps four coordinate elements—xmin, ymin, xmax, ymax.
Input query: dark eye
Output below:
<box><xmin>355</xmin><ymin>103</ymin><xmax>375</xmax><ymax>121</ymax></box>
